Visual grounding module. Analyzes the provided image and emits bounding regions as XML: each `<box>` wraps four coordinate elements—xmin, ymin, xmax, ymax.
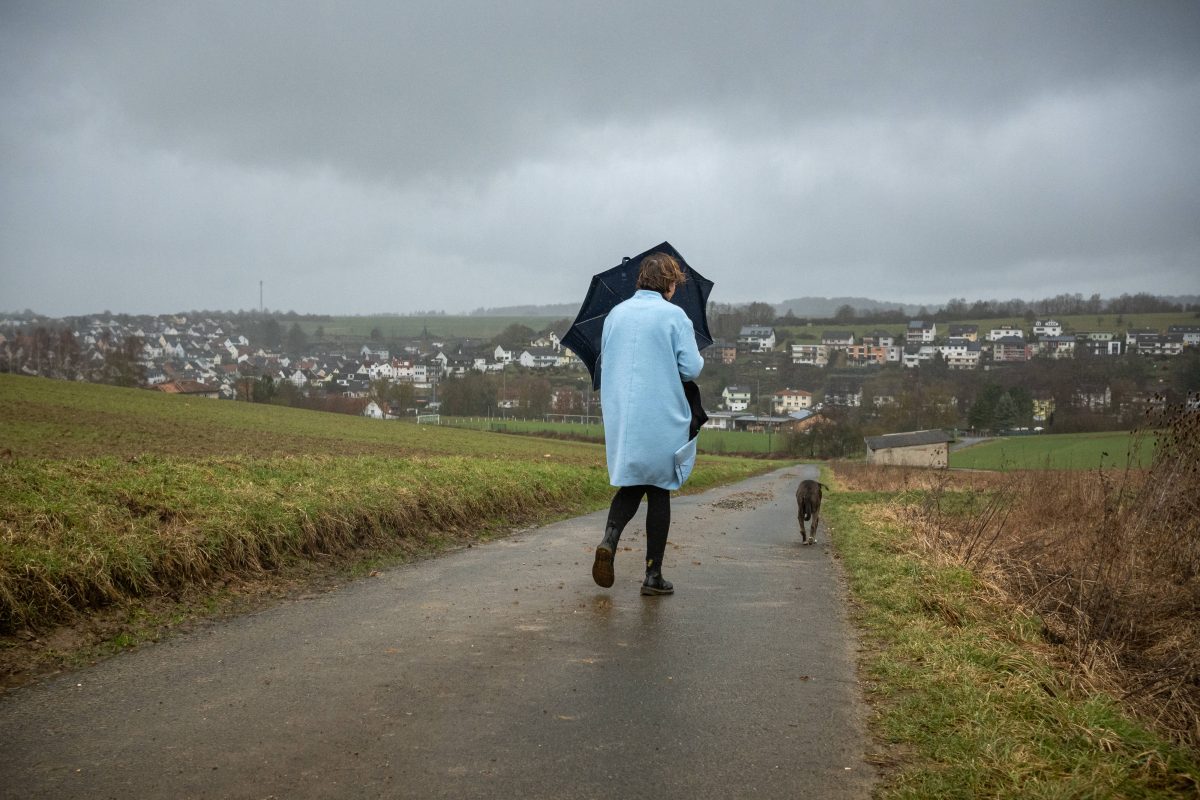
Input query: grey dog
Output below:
<box><xmin>795</xmin><ymin>480</ymin><xmax>828</xmax><ymax>545</ymax></box>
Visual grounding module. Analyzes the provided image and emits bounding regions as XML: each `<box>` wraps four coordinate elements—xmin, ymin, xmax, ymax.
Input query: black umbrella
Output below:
<box><xmin>562</xmin><ymin>241</ymin><xmax>714</xmax><ymax>390</ymax></box>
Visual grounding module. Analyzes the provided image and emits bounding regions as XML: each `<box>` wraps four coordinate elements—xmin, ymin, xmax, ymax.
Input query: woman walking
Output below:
<box><xmin>591</xmin><ymin>252</ymin><xmax>704</xmax><ymax>595</ymax></box>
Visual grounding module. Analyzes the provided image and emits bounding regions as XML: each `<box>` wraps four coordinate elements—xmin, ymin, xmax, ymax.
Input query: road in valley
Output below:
<box><xmin>1</xmin><ymin>466</ymin><xmax>875</xmax><ymax>799</ymax></box>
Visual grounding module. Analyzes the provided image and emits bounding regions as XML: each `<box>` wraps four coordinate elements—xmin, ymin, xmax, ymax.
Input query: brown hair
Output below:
<box><xmin>636</xmin><ymin>252</ymin><xmax>687</xmax><ymax>295</ymax></box>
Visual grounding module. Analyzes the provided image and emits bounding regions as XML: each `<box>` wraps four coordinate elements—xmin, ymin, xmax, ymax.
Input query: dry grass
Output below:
<box><xmin>832</xmin><ymin>398</ymin><xmax>1200</xmax><ymax>750</ymax></box>
<box><xmin>830</xmin><ymin>461</ymin><xmax>1011</xmax><ymax>493</ymax></box>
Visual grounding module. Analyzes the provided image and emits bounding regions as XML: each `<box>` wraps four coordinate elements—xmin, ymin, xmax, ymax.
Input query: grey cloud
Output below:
<box><xmin>1</xmin><ymin>1</ymin><xmax>1198</xmax><ymax>315</ymax></box>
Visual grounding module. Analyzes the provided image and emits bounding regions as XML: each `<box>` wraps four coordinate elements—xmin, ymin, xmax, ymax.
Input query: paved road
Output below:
<box><xmin>1</xmin><ymin>466</ymin><xmax>875</xmax><ymax>799</ymax></box>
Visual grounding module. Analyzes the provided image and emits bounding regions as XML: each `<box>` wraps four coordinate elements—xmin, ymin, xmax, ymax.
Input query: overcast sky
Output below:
<box><xmin>2</xmin><ymin>1</ymin><xmax>1198</xmax><ymax>316</ymax></box>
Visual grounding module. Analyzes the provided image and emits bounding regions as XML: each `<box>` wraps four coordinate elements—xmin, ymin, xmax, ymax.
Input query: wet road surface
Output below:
<box><xmin>1</xmin><ymin>465</ymin><xmax>875</xmax><ymax>799</ymax></box>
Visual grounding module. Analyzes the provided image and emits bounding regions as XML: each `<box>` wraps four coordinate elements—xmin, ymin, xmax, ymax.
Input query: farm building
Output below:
<box><xmin>864</xmin><ymin>429</ymin><xmax>953</xmax><ymax>468</ymax></box>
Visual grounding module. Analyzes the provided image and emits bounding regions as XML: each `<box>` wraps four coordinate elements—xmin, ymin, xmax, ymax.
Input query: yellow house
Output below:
<box><xmin>1032</xmin><ymin>396</ymin><xmax>1055</xmax><ymax>422</ymax></box>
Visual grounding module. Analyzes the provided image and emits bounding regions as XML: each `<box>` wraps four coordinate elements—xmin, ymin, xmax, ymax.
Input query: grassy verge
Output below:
<box><xmin>825</xmin><ymin>487</ymin><xmax>1199</xmax><ymax>797</ymax></box>
<box><xmin>1</xmin><ymin>452</ymin><xmax>775</xmax><ymax>633</ymax></box>
<box><xmin>0</xmin><ymin>375</ymin><xmax>788</xmax><ymax>686</ymax></box>
<box><xmin>1</xmin><ymin>453</ymin><xmax>781</xmax><ymax>687</ymax></box>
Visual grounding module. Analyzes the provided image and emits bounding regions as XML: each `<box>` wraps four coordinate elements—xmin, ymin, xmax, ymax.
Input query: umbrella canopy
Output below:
<box><xmin>562</xmin><ymin>242</ymin><xmax>714</xmax><ymax>390</ymax></box>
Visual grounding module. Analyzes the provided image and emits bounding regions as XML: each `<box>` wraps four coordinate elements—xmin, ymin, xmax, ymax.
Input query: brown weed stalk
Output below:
<box><xmin>835</xmin><ymin>397</ymin><xmax>1200</xmax><ymax>748</ymax></box>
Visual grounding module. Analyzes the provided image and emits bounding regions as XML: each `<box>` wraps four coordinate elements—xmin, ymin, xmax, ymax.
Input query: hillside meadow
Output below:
<box><xmin>294</xmin><ymin>314</ymin><xmax>561</xmax><ymax>341</ymax></box>
<box><xmin>0</xmin><ymin>374</ymin><xmax>783</xmax><ymax>637</ymax></box>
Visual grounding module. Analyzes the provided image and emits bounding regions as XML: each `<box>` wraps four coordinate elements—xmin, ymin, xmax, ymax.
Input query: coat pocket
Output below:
<box><xmin>674</xmin><ymin>436</ymin><xmax>698</xmax><ymax>486</ymax></box>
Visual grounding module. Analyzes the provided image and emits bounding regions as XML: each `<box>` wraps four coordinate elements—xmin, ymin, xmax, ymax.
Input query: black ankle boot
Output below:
<box><xmin>592</xmin><ymin>523</ymin><xmax>621</xmax><ymax>588</ymax></box>
<box><xmin>641</xmin><ymin>570</ymin><xmax>674</xmax><ymax>596</ymax></box>
<box><xmin>638</xmin><ymin>561</ymin><xmax>676</xmax><ymax>597</ymax></box>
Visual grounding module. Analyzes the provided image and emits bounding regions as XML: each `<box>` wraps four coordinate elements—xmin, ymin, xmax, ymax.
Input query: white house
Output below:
<box><xmin>393</xmin><ymin>361</ymin><xmax>431</xmax><ymax>384</ymax></box>
<box><xmin>361</xmin><ymin>345</ymin><xmax>390</xmax><ymax>361</ymax></box>
<box><xmin>368</xmin><ymin>361</ymin><xmax>398</xmax><ymax>380</ymax></box>
<box><xmin>738</xmin><ymin>326</ymin><xmax>776</xmax><ymax>352</ymax></box>
<box><xmin>519</xmin><ymin>347</ymin><xmax>559</xmax><ymax>368</ymax></box>
<box><xmin>1038</xmin><ymin>335</ymin><xmax>1076</xmax><ymax>359</ymax></box>
<box><xmin>988</xmin><ymin>325</ymin><xmax>1024</xmax><ymax>341</ymax></box>
<box><xmin>791</xmin><ymin>343</ymin><xmax>829</xmax><ymax>367</ymax></box>
<box><xmin>721</xmin><ymin>385</ymin><xmax>752</xmax><ymax>411</ymax></box>
<box><xmin>703</xmin><ymin>411</ymin><xmax>747</xmax><ymax>431</ymax></box>
<box><xmin>1168</xmin><ymin>326</ymin><xmax>1200</xmax><ymax>347</ymax></box>
<box><xmin>938</xmin><ymin>339</ymin><xmax>981</xmax><ymax>370</ymax></box>
<box><xmin>862</xmin><ymin>331</ymin><xmax>896</xmax><ymax>348</ymax></box>
<box><xmin>824</xmin><ymin>379</ymin><xmax>863</xmax><ymax>407</ymax></box>
<box><xmin>1076</xmin><ymin>332</ymin><xmax>1122</xmax><ymax>357</ymax></box>
<box><xmin>821</xmin><ymin>331</ymin><xmax>855</xmax><ymax>350</ymax></box>
<box><xmin>494</xmin><ymin>345</ymin><xmax>515</xmax><ymax>364</ymax></box>
<box><xmin>1125</xmin><ymin>328</ymin><xmax>1155</xmax><ymax>348</ymax></box>
<box><xmin>1033</xmin><ymin>319</ymin><xmax>1064</xmax><ymax>338</ymax></box>
<box><xmin>1136</xmin><ymin>334</ymin><xmax>1185</xmax><ymax>357</ymax></box>
<box><xmin>902</xmin><ymin>345</ymin><xmax>938</xmax><ymax>368</ymax></box>
<box><xmin>906</xmin><ymin>321</ymin><xmax>936</xmax><ymax>343</ymax></box>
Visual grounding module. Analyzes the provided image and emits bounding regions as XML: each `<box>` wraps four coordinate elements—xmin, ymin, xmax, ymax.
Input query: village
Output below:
<box><xmin>2</xmin><ymin>309</ymin><xmax>1197</xmax><ymax>451</ymax></box>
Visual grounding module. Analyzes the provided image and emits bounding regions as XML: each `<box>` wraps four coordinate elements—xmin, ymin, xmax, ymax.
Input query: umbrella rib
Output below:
<box><xmin>573</xmin><ymin>313</ymin><xmax>609</xmax><ymax>325</ymax></box>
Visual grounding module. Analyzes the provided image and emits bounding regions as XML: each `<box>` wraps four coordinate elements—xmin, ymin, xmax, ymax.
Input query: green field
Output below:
<box><xmin>0</xmin><ymin>374</ymin><xmax>782</xmax><ymax>634</ymax></box>
<box><xmin>444</xmin><ymin>416</ymin><xmax>787</xmax><ymax>455</ymax></box>
<box><xmin>951</xmin><ymin>430</ymin><xmax>1155</xmax><ymax>471</ymax></box>
<box><xmin>295</xmin><ymin>315</ymin><xmax>563</xmax><ymax>341</ymax></box>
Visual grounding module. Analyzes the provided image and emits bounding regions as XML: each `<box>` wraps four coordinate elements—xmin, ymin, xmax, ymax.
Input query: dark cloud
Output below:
<box><xmin>2</xmin><ymin>1</ymin><xmax>1198</xmax><ymax>314</ymax></box>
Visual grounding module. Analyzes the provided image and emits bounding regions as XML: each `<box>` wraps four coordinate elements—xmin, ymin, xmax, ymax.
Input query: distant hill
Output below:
<box><xmin>1164</xmin><ymin>295</ymin><xmax>1200</xmax><ymax>307</ymax></box>
<box><xmin>469</xmin><ymin>298</ymin><xmax>933</xmax><ymax>318</ymax></box>
<box><xmin>775</xmin><ymin>297</ymin><xmax>938</xmax><ymax>317</ymax></box>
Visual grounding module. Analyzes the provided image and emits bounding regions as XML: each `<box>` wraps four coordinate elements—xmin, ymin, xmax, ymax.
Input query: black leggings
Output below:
<box><xmin>607</xmin><ymin>485</ymin><xmax>671</xmax><ymax>571</ymax></box>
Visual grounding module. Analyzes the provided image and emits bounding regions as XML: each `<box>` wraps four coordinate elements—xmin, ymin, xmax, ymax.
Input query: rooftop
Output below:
<box><xmin>864</xmin><ymin>429</ymin><xmax>954</xmax><ymax>450</ymax></box>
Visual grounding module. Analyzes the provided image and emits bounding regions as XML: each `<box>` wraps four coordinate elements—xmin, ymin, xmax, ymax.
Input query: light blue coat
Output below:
<box><xmin>600</xmin><ymin>290</ymin><xmax>705</xmax><ymax>489</ymax></box>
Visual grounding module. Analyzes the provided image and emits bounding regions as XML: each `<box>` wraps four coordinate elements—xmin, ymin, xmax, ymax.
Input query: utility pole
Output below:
<box><xmin>259</xmin><ymin>281</ymin><xmax>263</xmax><ymax>313</ymax></box>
